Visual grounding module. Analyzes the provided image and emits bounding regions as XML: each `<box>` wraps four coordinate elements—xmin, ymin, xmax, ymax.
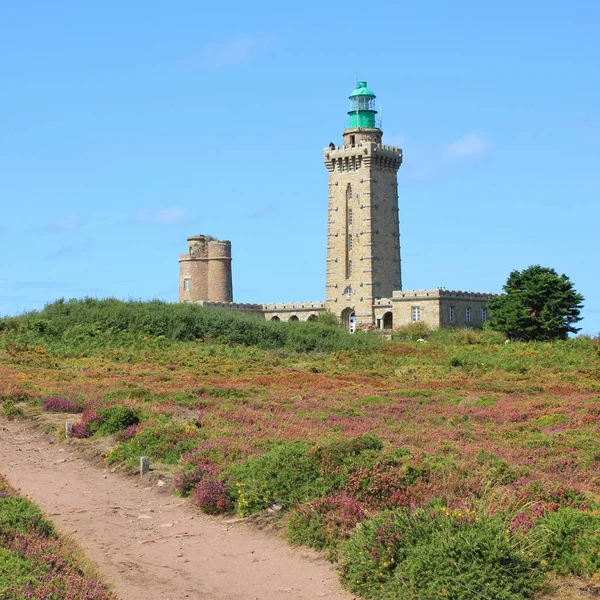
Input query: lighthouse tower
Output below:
<box><xmin>323</xmin><ymin>82</ymin><xmax>402</xmax><ymax>330</ymax></box>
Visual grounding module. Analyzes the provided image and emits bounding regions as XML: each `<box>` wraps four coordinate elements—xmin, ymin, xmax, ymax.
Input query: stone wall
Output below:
<box><xmin>323</xmin><ymin>128</ymin><xmax>402</xmax><ymax>327</ymax></box>
<box><xmin>186</xmin><ymin>300</ymin><xmax>326</xmax><ymax>322</ymax></box>
<box><xmin>438</xmin><ymin>291</ymin><xmax>491</xmax><ymax>328</ymax></box>
<box><xmin>390</xmin><ymin>289</ymin><xmax>493</xmax><ymax>330</ymax></box>
<box><xmin>262</xmin><ymin>301</ymin><xmax>326</xmax><ymax>322</ymax></box>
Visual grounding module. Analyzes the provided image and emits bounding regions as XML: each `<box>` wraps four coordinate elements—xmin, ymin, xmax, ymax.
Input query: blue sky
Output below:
<box><xmin>1</xmin><ymin>1</ymin><xmax>598</xmax><ymax>333</ymax></box>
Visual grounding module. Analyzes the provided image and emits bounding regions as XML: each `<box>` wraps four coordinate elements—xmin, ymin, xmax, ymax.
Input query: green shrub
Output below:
<box><xmin>0</xmin><ymin>548</ymin><xmax>38</xmax><ymax>596</ymax></box>
<box><xmin>228</xmin><ymin>436</ymin><xmax>385</xmax><ymax>517</ymax></box>
<box><xmin>106</xmin><ymin>421</ymin><xmax>201</xmax><ymax>466</ymax></box>
<box><xmin>1</xmin><ymin>400</ymin><xmax>23</xmax><ymax>420</ymax></box>
<box><xmin>430</xmin><ymin>327</ymin><xmax>506</xmax><ymax>345</ymax></box>
<box><xmin>93</xmin><ymin>406</ymin><xmax>139</xmax><ymax>436</ymax></box>
<box><xmin>393</xmin><ymin>322</ymin><xmax>431</xmax><ymax>340</ymax></box>
<box><xmin>476</xmin><ymin>450</ymin><xmax>520</xmax><ymax>485</ymax></box>
<box><xmin>531</xmin><ymin>507</ymin><xmax>600</xmax><ymax>577</ymax></box>
<box><xmin>0</xmin><ymin>497</ymin><xmax>55</xmax><ymax>537</ymax></box>
<box><xmin>341</xmin><ymin>508</ymin><xmax>542</xmax><ymax>600</ymax></box>
<box><xmin>227</xmin><ymin>442</ymin><xmax>325</xmax><ymax>516</ymax></box>
<box><xmin>287</xmin><ymin>507</ymin><xmax>328</xmax><ymax>551</ymax></box>
<box><xmin>0</xmin><ymin>298</ymin><xmax>381</xmax><ymax>354</ymax></box>
<box><xmin>286</xmin><ymin>495</ymin><xmax>367</xmax><ymax>561</ymax></box>
<box><xmin>316</xmin><ymin>310</ymin><xmax>341</xmax><ymax>327</ymax></box>
<box><xmin>394</xmin><ymin>517</ymin><xmax>541</xmax><ymax>599</ymax></box>
<box><xmin>311</xmin><ymin>434</ymin><xmax>383</xmax><ymax>471</ymax></box>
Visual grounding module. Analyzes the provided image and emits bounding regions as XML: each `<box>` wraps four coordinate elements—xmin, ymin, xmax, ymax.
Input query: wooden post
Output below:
<box><xmin>140</xmin><ymin>456</ymin><xmax>150</xmax><ymax>477</ymax></box>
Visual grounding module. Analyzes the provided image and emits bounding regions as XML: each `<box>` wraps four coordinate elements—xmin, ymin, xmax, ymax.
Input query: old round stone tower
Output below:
<box><xmin>179</xmin><ymin>235</ymin><xmax>233</xmax><ymax>303</ymax></box>
<box><xmin>323</xmin><ymin>81</ymin><xmax>402</xmax><ymax>330</ymax></box>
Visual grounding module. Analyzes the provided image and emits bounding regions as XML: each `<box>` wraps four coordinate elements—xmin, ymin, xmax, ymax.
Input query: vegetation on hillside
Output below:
<box><xmin>0</xmin><ymin>298</ymin><xmax>380</xmax><ymax>353</ymax></box>
<box><xmin>1</xmin><ymin>299</ymin><xmax>599</xmax><ymax>599</ymax></box>
<box><xmin>0</xmin><ymin>474</ymin><xmax>116</xmax><ymax>599</ymax></box>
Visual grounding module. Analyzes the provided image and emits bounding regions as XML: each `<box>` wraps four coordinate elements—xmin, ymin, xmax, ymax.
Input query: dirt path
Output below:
<box><xmin>0</xmin><ymin>421</ymin><xmax>354</xmax><ymax>600</ymax></box>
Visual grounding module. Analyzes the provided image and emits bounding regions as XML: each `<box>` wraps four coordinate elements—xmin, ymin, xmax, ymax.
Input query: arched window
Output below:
<box><xmin>270</xmin><ymin>316</ymin><xmax>280</xmax><ymax>322</ymax></box>
<box><xmin>288</xmin><ymin>315</ymin><xmax>299</xmax><ymax>322</ymax></box>
<box><xmin>307</xmin><ymin>314</ymin><xmax>318</xmax><ymax>322</ymax></box>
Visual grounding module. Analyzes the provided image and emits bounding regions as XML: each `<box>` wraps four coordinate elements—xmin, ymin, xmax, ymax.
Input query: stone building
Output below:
<box><xmin>179</xmin><ymin>82</ymin><xmax>492</xmax><ymax>331</ymax></box>
<box><xmin>179</xmin><ymin>235</ymin><xmax>232</xmax><ymax>303</ymax></box>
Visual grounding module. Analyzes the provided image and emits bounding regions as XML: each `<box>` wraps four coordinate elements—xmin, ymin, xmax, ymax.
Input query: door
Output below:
<box><xmin>349</xmin><ymin>313</ymin><xmax>356</xmax><ymax>334</ymax></box>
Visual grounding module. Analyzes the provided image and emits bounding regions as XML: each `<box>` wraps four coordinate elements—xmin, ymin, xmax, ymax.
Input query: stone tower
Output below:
<box><xmin>179</xmin><ymin>235</ymin><xmax>233</xmax><ymax>303</ymax></box>
<box><xmin>323</xmin><ymin>82</ymin><xmax>402</xmax><ymax>329</ymax></box>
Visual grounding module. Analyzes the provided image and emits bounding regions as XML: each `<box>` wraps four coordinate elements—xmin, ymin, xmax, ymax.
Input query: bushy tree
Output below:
<box><xmin>316</xmin><ymin>310</ymin><xmax>340</xmax><ymax>327</ymax></box>
<box><xmin>488</xmin><ymin>265</ymin><xmax>584</xmax><ymax>341</ymax></box>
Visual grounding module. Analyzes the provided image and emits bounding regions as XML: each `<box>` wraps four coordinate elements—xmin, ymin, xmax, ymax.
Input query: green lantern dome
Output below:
<box><xmin>348</xmin><ymin>81</ymin><xmax>378</xmax><ymax>129</ymax></box>
<box><xmin>349</xmin><ymin>81</ymin><xmax>376</xmax><ymax>98</ymax></box>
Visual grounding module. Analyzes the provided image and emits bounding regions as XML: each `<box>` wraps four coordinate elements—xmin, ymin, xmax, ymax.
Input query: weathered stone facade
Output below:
<box><xmin>178</xmin><ymin>82</ymin><xmax>493</xmax><ymax>331</ymax></box>
<box><xmin>379</xmin><ymin>289</ymin><xmax>491</xmax><ymax>331</ymax></box>
<box><xmin>323</xmin><ymin>127</ymin><xmax>402</xmax><ymax>330</ymax></box>
<box><xmin>178</xmin><ymin>235</ymin><xmax>232</xmax><ymax>303</ymax></box>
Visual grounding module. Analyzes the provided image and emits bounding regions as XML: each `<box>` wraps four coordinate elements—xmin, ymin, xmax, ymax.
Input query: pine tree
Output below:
<box><xmin>488</xmin><ymin>265</ymin><xmax>584</xmax><ymax>341</ymax></box>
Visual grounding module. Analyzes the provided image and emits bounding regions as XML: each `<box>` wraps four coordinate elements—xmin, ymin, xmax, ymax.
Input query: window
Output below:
<box><xmin>348</xmin><ymin>235</ymin><xmax>353</xmax><ymax>250</ymax></box>
<box><xmin>183</xmin><ymin>278</ymin><xmax>190</xmax><ymax>291</ymax></box>
<box><xmin>348</xmin><ymin>260</ymin><xmax>353</xmax><ymax>277</ymax></box>
<box><xmin>350</xmin><ymin>135</ymin><xmax>356</xmax><ymax>147</ymax></box>
<box><xmin>348</xmin><ymin>209</ymin><xmax>353</xmax><ymax>225</ymax></box>
<box><xmin>481</xmin><ymin>307</ymin><xmax>488</xmax><ymax>323</ymax></box>
<box><xmin>449</xmin><ymin>305</ymin><xmax>455</xmax><ymax>323</ymax></box>
<box><xmin>411</xmin><ymin>306</ymin><xmax>421</xmax><ymax>322</ymax></box>
<box><xmin>465</xmin><ymin>307</ymin><xmax>472</xmax><ymax>323</ymax></box>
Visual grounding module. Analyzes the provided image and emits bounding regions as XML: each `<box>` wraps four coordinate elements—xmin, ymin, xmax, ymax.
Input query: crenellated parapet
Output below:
<box><xmin>179</xmin><ymin>235</ymin><xmax>233</xmax><ymax>303</ymax></box>
<box><xmin>392</xmin><ymin>288</ymin><xmax>495</xmax><ymax>300</ymax></box>
<box><xmin>323</xmin><ymin>142</ymin><xmax>402</xmax><ymax>173</ymax></box>
<box><xmin>262</xmin><ymin>301</ymin><xmax>326</xmax><ymax>311</ymax></box>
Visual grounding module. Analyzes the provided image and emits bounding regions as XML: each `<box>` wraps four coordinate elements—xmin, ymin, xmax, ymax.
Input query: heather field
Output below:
<box><xmin>1</xmin><ymin>299</ymin><xmax>599</xmax><ymax>599</ymax></box>
<box><xmin>0</xmin><ymin>473</ymin><xmax>116</xmax><ymax>600</ymax></box>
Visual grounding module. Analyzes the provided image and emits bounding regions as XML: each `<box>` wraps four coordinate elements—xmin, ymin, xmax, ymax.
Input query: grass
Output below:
<box><xmin>1</xmin><ymin>299</ymin><xmax>600</xmax><ymax>599</ymax></box>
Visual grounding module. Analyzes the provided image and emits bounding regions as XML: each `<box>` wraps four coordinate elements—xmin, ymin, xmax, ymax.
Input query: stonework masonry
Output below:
<box><xmin>323</xmin><ymin>127</ymin><xmax>402</xmax><ymax>329</ymax></box>
<box><xmin>177</xmin><ymin>82</ymin><xmax>494</xmax><ymax>332</ymax></box>
<box><xmin>179</xmin><ymin>235</ymin><xmax>232</xmax><ymax>303</ymax></box>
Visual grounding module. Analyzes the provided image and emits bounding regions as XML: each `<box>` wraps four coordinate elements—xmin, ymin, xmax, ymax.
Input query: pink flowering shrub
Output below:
<box><xmin>114</xmin><ymin>421</ymin><xmax>152</xmax><ymax>442</ymax></box>
<box><xmin>41</xmin><ymin>396</ymin><xmax>83</xmax><ymax>413</ymax></box>
<box><xmin>173</xmin><ymin>464</ymin><xmax>219</xmax><ymax>497</ymax></box>
<box><xmin>191</xmin><ymin>480</ymin><xmax>233</xmax><ymax>515</ymax></box>
<box><xmin>69</xmin><ymin>409</ymin><xmax>99</xmax><ymax>438</ymax></box>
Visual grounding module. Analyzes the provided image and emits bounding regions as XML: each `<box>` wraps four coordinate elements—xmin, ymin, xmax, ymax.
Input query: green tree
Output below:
<box><xmin>488</xmin><ymin>265</ymin><xmax>584</xmax><ymax>341</ymax></box>
<box><xmin>316</xmin><ymin>310</ymin><xmax>340</xmax><ymax>327</ymax></box>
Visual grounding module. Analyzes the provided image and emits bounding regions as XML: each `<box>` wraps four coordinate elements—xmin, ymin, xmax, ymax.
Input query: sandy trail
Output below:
<box><xmin>0</xmin><ymin>421</ymin><xmax>354</xmax><ymax>600</ymax></box>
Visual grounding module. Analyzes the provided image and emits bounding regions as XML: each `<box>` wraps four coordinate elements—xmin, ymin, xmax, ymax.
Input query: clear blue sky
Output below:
<box><xmin>1</xmin><ymin>1</ymin><xmax>599</xmax><ymax>333</ymax></box>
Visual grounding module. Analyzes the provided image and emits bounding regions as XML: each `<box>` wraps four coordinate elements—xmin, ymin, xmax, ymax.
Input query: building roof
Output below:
<box><xmin>349</xmin><ymin>81</ymin><xmax>376</xmax><ymax>98</ymax></box>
